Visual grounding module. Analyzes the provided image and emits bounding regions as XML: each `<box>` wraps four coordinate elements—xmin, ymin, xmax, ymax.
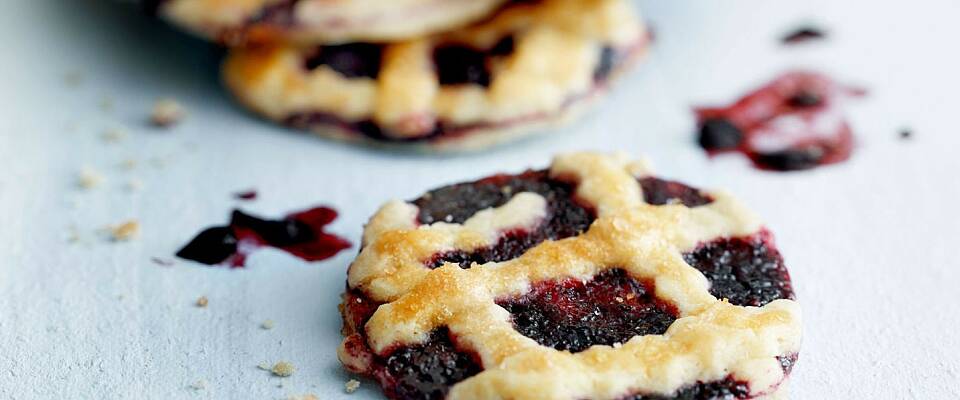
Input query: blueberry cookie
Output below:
<box><xmin>222</xmin><ymin>0</ymin><xmax>650</xmax><ymax>151</ymax></box>
<box><xmin>339</xmin><ymin>152</ymin><xmax>801</xmax><ymax>399</ymax></box>
<box><xmin>147</xmin><ymin>0</ymin><xmax>508</xmax><ymax>45</ymax></box>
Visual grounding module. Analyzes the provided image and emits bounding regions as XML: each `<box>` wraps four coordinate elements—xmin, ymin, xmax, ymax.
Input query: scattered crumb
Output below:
<box><xmin>109</xmin><ymin>220</ymin><xmax>140</xmax><ymax>241</ymax></box>
<box><xmin>101</xmin><ymin>127</ymin><xmax>128</xmax><ymax>143</ymax></box>
<box><xmin>64</xmin><ymin>71</ymin><xmax>84</xmax><ymax>87</ymax></box>
<box><xmin>234</xmin><ymin>190</ymin><xmax>258</xmax><ymax>201</ymax></box>
<box><xmin>261</xmin><ymin>319</ymin><xmax>275</xmax><ymax>330</ymax></box>
<box><xmin>781</xmin><ymin>26</ymin><xmax>826</xmax><ymax>44</ymax></box>
<box><xmin>614</xmin><ymin>296</ymin><xmax>624</xmax><ymax>303</ymax></box>
<box><xmin>345</xmin><ymin>379</ymin><xmax>361</xmax><ymax>393</ymax></box>
<box><xmin>195</xmin><ymin>296</ymin><xmax>208</xmax><ymax>308</ymax></box>
<box><xmin>66</xmin><ymin>225</ymin><xmax>82</xmax><ymax>243</ymax></box>
<box><xmin>100</xmin><ymin>97</ymin><xmax>114</xmax><ymax>112</ymax></box>
<box><xmin>78</xmin><ymin>166</ymin><xmax>105</xmax><ymax>189</ymax></box>
<box><xmin>271</xmin><ymin>361</ymin><xmax>295</xmax><ymax>377</ymax></box>
<box><xmin>188</xmin><ymin>379</ymin><xmax>206</xmax><ymax>390</ymax></box>
<box><xmin>125</xmin><ymin>178</ymin><xmax>144</xmax><ymax>192</ymax></box>
<box><xmin>899</xmin><ymin>128</ymin><xmax>913</xmax><ymax>140</ymax></box>
<box><xmin>150</xmin><ymin>98</ymin><xmax>185</xmax><ymax>127</ymax></box>
<box><xmin>149</xmin><ymin>156</ymin><xmax>170</xmax><ymax>168</ymax></box>
<box><xmin>256</xmin><ymin>362</ymin><xmax>272</xmax><ymax>371</ymax></box>
<box><xmin>119</xmin><ymin>158</ymin><xmax>138</xmax><ymax>170</ymax></box>
<box><xmin>151</xmin><ymin>257</ymin><xmax>175</xmax><ymax>267</ymax></box>
<box><xmin>287</xmin><ymin>394</ymin><xmax>318</xmax><ymax>400</ymax></box>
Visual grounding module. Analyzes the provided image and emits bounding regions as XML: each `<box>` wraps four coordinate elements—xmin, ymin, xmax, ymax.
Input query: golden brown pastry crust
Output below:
<box><xmin>339</xmin><ymin>152</ymin><xmax>801</xmax><ymax>399</ymax></box>
<box><xmin>221</xmin><ymin>0</ymin><xmax>649</xmax><ymax>151</ymax></box>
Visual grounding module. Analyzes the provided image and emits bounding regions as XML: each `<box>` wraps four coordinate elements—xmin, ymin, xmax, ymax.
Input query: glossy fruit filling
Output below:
<box><xmin>682</xmin><ymin>231</ymin><xmax>794</xmax><ymax>307</ymax></box>
<box><xmin>415</xmin><ymin>170</ymin><xmax>595</xmax><ymax>268</ymax></box>
<box><xmin>497</xmin><ymin>269</ymin><xmax>679</xmax><ymax>352</ymax></box>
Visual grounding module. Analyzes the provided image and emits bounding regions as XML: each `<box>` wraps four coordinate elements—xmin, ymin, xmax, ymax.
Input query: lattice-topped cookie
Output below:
<box><xmin>222</xmin><ymin>0</ymin><xmax>649</xmax><ymax>151</ymax></box>
<box><xmin>339</xmin><ymin>152</ymin><xmax>801</xmax><ymax>399</ymax></box>
<box><xmin>148</xmin><ymin>0</ymin><xmax>508</xmax><ymax>45</ymax></box>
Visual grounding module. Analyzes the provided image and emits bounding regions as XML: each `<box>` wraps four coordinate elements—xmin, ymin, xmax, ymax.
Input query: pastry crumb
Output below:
<box><xmin>188</xmin><ymin>379</ymin><xmax>206</xmax><ymax>390</ymax></box>
<box><xmin>256</xmin><ymin>362</ymin><xmax>272</xmax><ymax>371</ymax></box>
<box><xmin>66</xmin><ymin>225</ymin><xmax>82</xmax><ymax>243</ymax></box>
<box><xmin>109</xmin><ymin>220</ymin><xmax>140</xmax><ymax>241</ymax></box>
<box><xmin>101</xmin><ymin>127</ymin><xmax>128</xmax><ymax>143</ymax></box>
<box><xmin>345</xmin><ymin>379</ymin><xmax>360</xmax><ymax>393</ymax></box>
<box><xmin>271</xmin><ymin>361</ymin><xmax>295</xmax><ymax>377</ymax></box>
<box><xmin>195</xmin><ymin>296</ymin><xmax>208</xmax><ymax>308</ymax></box>
<box><xmin>64</xmin><ymin>71</ymin><xmax>84</xmax><ymax>87</ymax></box>
<box><xmin>151</xmin><ymin>98</ymin><xmax>185</xmax><ymax>127</ymax></box>
<box><xmin>125</xmin><ymin>178</ymin><xmax>144</xmax><ymax>192</ymax></box>
<box><xmin>261</xmin><ymin>319</ymin><xmax>275</xmax><ymax>330</ymax></box>
<box><xmin>151</xmin><ymin>257</ymin><xmax>174</xmax><ymax>267</ymax></box>
<box><xmin>78</xmin><ymin>166</ymin><xmax>105</xmax><ymax>189</ymax></box>
<box><xmin>287</xmin><ymin>394</ymin><xmax>318</xmax><ymax>400</ymax></box>
<box><xmin>100</xmin><ymin>97</ymin><xmax>114</xmax><ymax>112</ymax></box>
<box><xmin>119</xmin><ymin>158</ymin><xmax>138</xmax><ymax>170</ymax></box>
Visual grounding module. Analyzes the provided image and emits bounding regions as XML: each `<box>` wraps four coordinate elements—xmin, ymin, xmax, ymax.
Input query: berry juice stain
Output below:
<box><xmin>176</xmin><ymin>206</ymin><xmax>351</xmax><ymax>267</ymax></box>
<box><xmin>695</xmin><ymin>71</ymin><xmax>865</xmax><ymax>172</ymax></box>
<box><xmin>781</xmin><ymin>26</ymin><xmax>826</xmax><ymax>45</ymax></box>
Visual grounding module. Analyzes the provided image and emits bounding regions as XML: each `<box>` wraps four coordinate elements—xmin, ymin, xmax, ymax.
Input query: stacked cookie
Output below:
<box><xmin>152</xmin><ymin>0</ymin><xmax>650</xmax><ymax>150</ymax></box>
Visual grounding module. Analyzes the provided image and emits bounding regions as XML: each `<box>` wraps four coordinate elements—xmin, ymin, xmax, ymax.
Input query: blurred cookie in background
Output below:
<box><xmin>146</xmin><ymin>0</ymin><xmax>509</xmax><ymax>45</ymax></box>
<box><xmin>222</xmin><ymin>0</ymin><xmax>650</xmax><ymax>151</ymax></box>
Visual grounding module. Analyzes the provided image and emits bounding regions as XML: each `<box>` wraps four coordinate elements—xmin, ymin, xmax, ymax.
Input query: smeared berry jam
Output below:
<box><xmin>621</xmin><ymin>376</ymin><xmax>751</xmax><ymax>400</ymax></box>
<box><xmin>639</xmin><ymin>177</ymin><xmax>713</xmax><ymax>207</ymax></box>
<box><xmin>682</xmin><ymin>231</ymin><xmax>794</xmax><ymax>307</ymax></box>
<box><xmin>304</xmin><ymin>43</ymin><xmax>384</xmax><ymax>79</ymax></box>
<box><xmin>233</xmin><ymin>189</ymin><xmax>258</xmax><ymax>201</ymax></box>
<box><xmin>695</xmin><ymin>71</ymin><xmax>864</xmax><ymax>171</ymax></box>
<box><xmin>377</xmin><ymin>328</ymin><xmax>483</xmax><ymax>400</ymax></box>
<box><xmin>414</xmin><ymin>170</ymin><xmax>595</xmax><ymax>268</ymax></box>
<box><xmin>176</xmin><ymin>207</ymin><xmax>351</xmax><ymax>267</ymax></box>
<box><xmin>497</xmin><ymin>269</ymin><xmax>678</xmax><ymax>352</ymax></box>
<box><xmin>781</xmin><ymin>26</ymin><xmax>827</xmax><ymax>44</ymax></box>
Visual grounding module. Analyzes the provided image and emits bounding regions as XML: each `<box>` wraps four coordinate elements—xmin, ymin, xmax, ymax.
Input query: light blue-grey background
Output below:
<box><xmin>1</xmin><ymin>1</ymin><xmax>958</xmax><ymax>398</ymax></box>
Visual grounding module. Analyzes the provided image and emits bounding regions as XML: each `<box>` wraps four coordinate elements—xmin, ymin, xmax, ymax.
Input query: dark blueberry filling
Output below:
<box><xmin>781</xmin><ymin>26</ymin><xmax>827</xmax><ymax>44</ymax></box>
<box><xmin>697</xmin><ymin>118</ymin><xmax>744</xmax><ymax>151</ymax></box>
<box><xmin>497</xmin><ymin>269</ymin><xmax>678</xmax><ymax>353</ymax></box>
<box><xmin>639</xmin><ymin>177</ymin><xmax>713</xmax><ymax>207</ymax></box>
<box><xmin>489</xmin><ymin>35</ymin><xmax>517</xmax><ymax>56</ymax></box>
<box><xmin>620</xmin><ymin>377</ymin><xmax>750</xmax><ymax>400</ymax></box>
<box><xmin>434</xmin><ymin>45</ymin><xmax>494</xmax><ymax>86</ymax></box>
<box><xmin>594</xmin><ymin>46</ymin><xmax>618</xmax><ymax>82</ymax></box>
<box><xmin>682</xmin><ymin>233</ymin><xmax>794</xmax><ymax>307</ymax></box>
<box><xmin>413</xmin><ymin>170</ymin><xmax>595</xmax><ymax>268</ymax></box>
<box><xmin>304</xmin><ymin>43</ymin><xmax>384</xmax><ymax>79</ymax></box>
<box><xmin>751</xmin><ymin>147</ymin><xmax>826</xmax><ymax>172</ymax></box>
<box><xmin>175</xmin><ymin>207</ymin><xmax>351</xmax><ymax>267</ymax></box>
<box><xmin>378</xmin><ymin>328</ymin><xmax>483</xmax><ymax>400</ymax></box>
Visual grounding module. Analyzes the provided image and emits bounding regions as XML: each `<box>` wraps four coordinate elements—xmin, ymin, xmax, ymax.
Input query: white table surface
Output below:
<box><xmin>2</xmin><ymin>0</ymin><xmax>959</xmax><ymax>398</ymax></box>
